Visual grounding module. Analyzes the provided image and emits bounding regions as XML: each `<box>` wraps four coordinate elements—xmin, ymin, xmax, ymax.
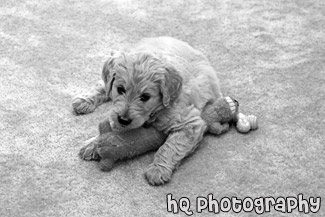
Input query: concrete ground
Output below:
<box><xmin>0</xmin><ymin>0</ymin><xmax>324</xmax><ymax>216</ymax></box>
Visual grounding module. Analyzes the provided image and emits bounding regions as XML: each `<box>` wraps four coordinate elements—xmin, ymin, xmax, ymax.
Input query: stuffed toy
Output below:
<box><xmin>236</xmin><ymin>113</ymin><xmax>258</xmax><ymax>133</ymax></box>
<box><xmin>85</xmin><ymin>96</ymin><xmax>258</xmax><ymax>171</ymax></box>
<box><xmin>89</xmin><ymin>120</ymin><xmax>167</xmax><ymax>171</ymax></box>
<box><xmin>202</xmin><ymin>96</ymin><xmax>258</xmax><ymax>134</ymax></box>
<box><xmin>201</xmin><ymin>96</ymin><xmax>239</xmax><ymax>135</ymax></box>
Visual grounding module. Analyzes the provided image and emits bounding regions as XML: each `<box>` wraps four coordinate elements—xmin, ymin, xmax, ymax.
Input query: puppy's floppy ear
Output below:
<box><xmin>160</xmin><ymin>65</ymin><xmax>183</xmax><ymax>108</ymax></box>
<box><xmin>102</xmin><ymin>51</ymin><xmax>121</xmax><ymax>97</ymax></box>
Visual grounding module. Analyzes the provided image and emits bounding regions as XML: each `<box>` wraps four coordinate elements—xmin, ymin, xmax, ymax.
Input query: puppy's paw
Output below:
<box><xmin>72</xmin><ymin>95</ymin><xmax>96</xmax><ymax>115</ymax></box>
<box><xmin>79</xmin><ymin>137</ymin><xmax>100</xmax><ymax>161</ymax></box>
<box><xmin>145</xmin><ymin>163</ymin><xmax>172</xmax><ymax>186</ymax></box>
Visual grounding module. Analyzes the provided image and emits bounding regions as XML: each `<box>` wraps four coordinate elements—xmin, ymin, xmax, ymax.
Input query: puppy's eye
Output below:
<box><xmin>117</xmin><ymin>86</ymin><xmax>125</xmax><ymax>95</ymax></box>
<box><xmin>140</xmin><ymin>93</ymin><xmax>151</xmax><ymax>102</ymax></box>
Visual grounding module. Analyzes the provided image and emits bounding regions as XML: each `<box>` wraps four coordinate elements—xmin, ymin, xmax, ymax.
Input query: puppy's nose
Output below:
<box><xmin>117</xmin><ymin>115</ymin><xmax>132</xmax><ymax>126</ymax></box>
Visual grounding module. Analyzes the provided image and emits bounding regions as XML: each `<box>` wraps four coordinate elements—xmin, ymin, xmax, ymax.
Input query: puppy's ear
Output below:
<box><xmin>102</xmin><ymin>51</ymin><xmax>121</xmax><ymax>97</ymax></box>
<box><xmin>160</xmin><ymin>65</ymin><xmax>183</xmax><ymax>108</ymax></box>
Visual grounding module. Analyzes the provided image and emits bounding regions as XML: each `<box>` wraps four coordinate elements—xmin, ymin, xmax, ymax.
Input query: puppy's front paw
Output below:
<box><xmin>72</xmin><ymin>95</ymin><xmax>96</xmax><ymax>115</ymax></box>
<box><xmin>145</xmin><ymin>163</ymin><xmax>172</xmax><ymax>186</ymax></box>
<box><xmin>79</xmin><ymin>137</ymin><xmax>100</xmax><ymax>161</ymax></box>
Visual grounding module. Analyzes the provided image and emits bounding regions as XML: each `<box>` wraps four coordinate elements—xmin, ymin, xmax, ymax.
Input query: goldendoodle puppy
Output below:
<box><xmin>73</xmin><ymin>37</ymin><xmax>222</xmax><ymax>185</ymax></box>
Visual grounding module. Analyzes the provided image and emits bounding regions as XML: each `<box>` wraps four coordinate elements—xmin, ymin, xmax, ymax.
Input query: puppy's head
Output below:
<box><xmin>102</xmin><ymin>51</ymin><xmax>182</xmax><ymax>131</ymax></box>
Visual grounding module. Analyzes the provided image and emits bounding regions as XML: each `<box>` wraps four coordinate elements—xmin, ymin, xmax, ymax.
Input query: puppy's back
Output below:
<box><xmin>132</xmin><ymin>37</ymin><xmax>222</xmax><ymax>109</ymax></box>
<box><xmin>132</xmin><ymin>36</ymin><xmax>208</xmax><ymax>64</ymax></box>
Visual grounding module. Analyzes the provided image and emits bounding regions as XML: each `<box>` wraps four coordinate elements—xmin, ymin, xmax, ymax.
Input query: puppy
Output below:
<box><xmin>73</xmin><ymin>37</ymin><xmax>222</xmax><ymax>185</ymax></box>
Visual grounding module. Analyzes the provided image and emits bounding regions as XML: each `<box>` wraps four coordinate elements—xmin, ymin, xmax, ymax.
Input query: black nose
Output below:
<box><xmin>233</xmin><ymin>99</ymin><xmax>239</xmax><ymax>107</ymax></box>
<box><xmin>117</xmin><ymin>116</ymin><xmax>132</xmax><ymax>126</ymax></box>
<box><xmin>230</xmin><ymin>97</ymin><xmax>239</xmax><ymax>107</ymax></box>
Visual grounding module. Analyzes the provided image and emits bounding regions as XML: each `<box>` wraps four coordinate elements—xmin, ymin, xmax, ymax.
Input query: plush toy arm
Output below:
<box><xmin>95</xmin><ymin>121</ymin><xmax>167</xmax><ymax>171</ymax></box>
<box><xmin>79</xmin><ymin>136</ymin><xmax>101</xmax><ymax>161</ymax></box>
<box><xmin>208</xmin><ymin>122</ymin><xmax>230</xmax><ymax>135</ymax></box>
<box><xmin>98</xmin><ymin>118</ymin><xmax>113</xmax><ymax>134</ymax></box>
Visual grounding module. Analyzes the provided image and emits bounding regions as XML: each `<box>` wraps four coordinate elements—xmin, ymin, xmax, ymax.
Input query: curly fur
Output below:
<box><xmin>73</xmin><ymin>37</ymin><xmax>222</xmax><ymax>185</ymax></box>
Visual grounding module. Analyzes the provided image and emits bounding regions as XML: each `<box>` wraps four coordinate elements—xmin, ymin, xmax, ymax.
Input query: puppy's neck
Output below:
<box><xmin>149</xmin><ymin>101</ymin><xmax>201</xmax><ymax>134</ymax></box>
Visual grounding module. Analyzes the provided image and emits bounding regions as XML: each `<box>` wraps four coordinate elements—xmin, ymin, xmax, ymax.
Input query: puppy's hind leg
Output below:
<box><xmin>72</xmin><ymin>84</ymin><xmax>109</xmax><ymax>115</ymax></box>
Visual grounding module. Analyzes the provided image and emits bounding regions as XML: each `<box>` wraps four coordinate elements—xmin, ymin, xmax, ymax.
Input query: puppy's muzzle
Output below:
<box><xmin>117</xmin><ymin>115</ymin><xmax>132</xmax><ymax>126</ymax></box>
